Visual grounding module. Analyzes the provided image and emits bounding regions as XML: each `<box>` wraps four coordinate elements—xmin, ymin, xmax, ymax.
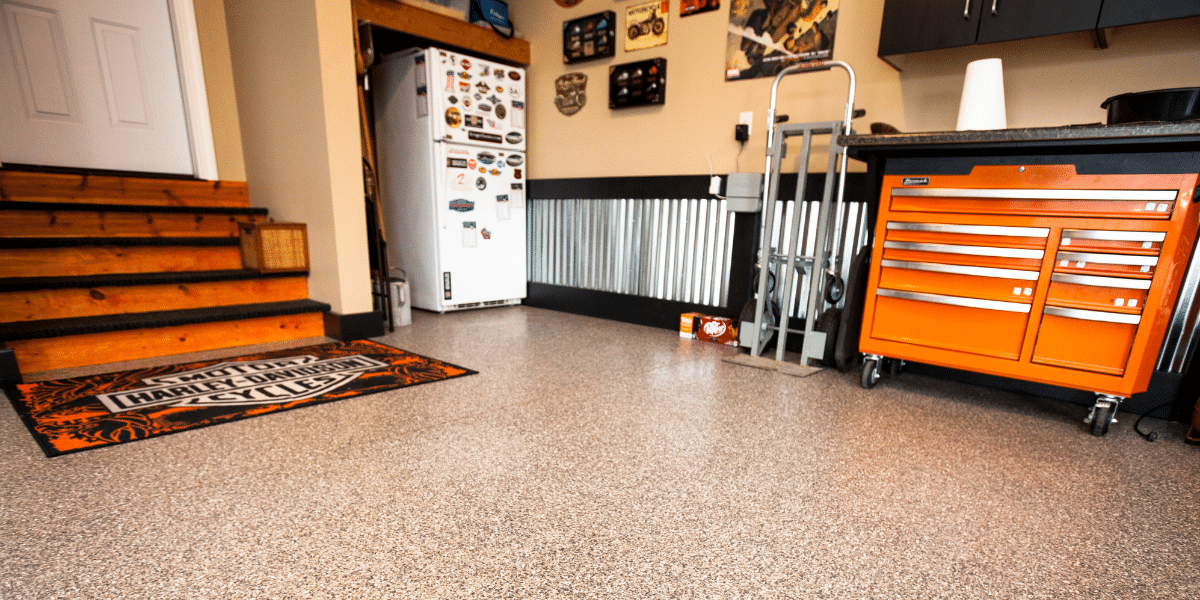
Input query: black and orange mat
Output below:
<box><xmin>5</xmin><ymin>339</ymin><xmax>476</xmax><ymax>457</ymax></box>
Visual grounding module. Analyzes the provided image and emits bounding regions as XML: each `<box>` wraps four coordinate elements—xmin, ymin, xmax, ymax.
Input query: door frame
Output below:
<box><xmin>169</xmin><ymin>0</ymin><xmax>217</xmax><ymax>180</ymax></box>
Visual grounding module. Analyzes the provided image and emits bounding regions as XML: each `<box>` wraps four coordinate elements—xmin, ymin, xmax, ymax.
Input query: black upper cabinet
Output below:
<box><xmin>878</xmin><ymin>0</ymin><xmax>984</xmax><ymax>56</ymax></box>
<box><xmin>976</xmin><ymin>0</ymin><xmax>1105</xmax><ymax>45</ymax></box>
<box><xmin>879</xmin><ymin>0</ymin><xmax>1200</xmax><ymax>65</ymax></box>
<box><xmin>1097</xmin><ymin>0</ymin><xmax>1200</xmax><ymax>28</ymax></box>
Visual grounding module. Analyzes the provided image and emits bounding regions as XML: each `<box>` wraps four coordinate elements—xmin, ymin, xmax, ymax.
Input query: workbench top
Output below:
<box><xmin>841</xmin><ymin>122</ymin><xmax>1200</xmax><ymax>158</ymax></box>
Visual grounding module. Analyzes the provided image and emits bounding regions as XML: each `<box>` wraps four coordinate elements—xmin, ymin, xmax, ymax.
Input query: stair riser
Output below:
<box><xmin>7</xmin><ymin>312</ymin><xmax>327</xmax><ymax>374</ymax></box>
<box><xmin>1</xmin><ymin>277</ymin><xmax>310</xmax><ymax>323</ymax></box>
<box><xmin>0</xmin><ymin>210</ymin><xmax>264</xmax><ymax>238</ymax></box>
<box><xmin>0</xmin><ymin>247</ymin><xmax>243</xmax><ymax>278</ymax></box>
<box><xmin>0</xmin><ymin>172</ymin><xmax>249</xmax><ymax>208</ymax></box>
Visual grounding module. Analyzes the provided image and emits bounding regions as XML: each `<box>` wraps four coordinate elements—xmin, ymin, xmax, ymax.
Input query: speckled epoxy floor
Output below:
<box><xmin>2</xmin><ymin>306</ymin><xmax>1198</xmax><ymax>599</ymax></box>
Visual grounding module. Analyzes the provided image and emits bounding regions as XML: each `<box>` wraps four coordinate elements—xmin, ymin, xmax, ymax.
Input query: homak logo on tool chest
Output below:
<box><xmin>97</xmin><ymin>355</ymin><xmax>390</xmax><ymax>412</ymax></box>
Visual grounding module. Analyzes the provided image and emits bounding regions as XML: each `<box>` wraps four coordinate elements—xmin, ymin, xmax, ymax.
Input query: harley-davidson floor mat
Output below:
<box><xmin>6</xmin><ymin>339</ymin><xmax>476</xmax><ymax>457</ymax></box>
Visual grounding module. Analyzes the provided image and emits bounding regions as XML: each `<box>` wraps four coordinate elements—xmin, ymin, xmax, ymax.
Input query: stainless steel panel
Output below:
<box><xmin>881</xmin><ymin>259</ymin><xmax>1040</xmax><ymax>280</ymax></box>
<box><xmin>892</xmin><ymin>187</ymin><xmax>1178</xmax><ymax>201</ymax></box>
<box><xmin>887</xmin><ymin>222</ymin><xmax>1050</xmax><ymax>237</ymax></box>
<box><xmin>877</xmin><ymin>288</ymin><xmax>1032</xmax><ymax>313</ymax></box>
<box><xmin>1061</xmin><ymin>229</ymin><xmax>1166</xmax><ymax>242</ymax></box>
<box><xmin>1051</xmin><ymin>273</ymin><xmax>1152</xmax><ymax>290</ymax></box>
<box><xmin>1044</xmin><ymin>306</ymin><xmax>1142</xmax><ymax>325</ymax></box>
<box><xmin>884</xmin><ymin>240</ymin><xmax>1044</xmax><ymax>259</ymax></box>
<box><xmin>1056</xmin><ymin>251</ymin><xmax>1159</xmax><ymax>266</ymax></box>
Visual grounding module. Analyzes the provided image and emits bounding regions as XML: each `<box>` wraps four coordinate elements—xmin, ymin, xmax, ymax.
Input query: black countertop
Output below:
<box><xmin>840</xmin><ymin>122</ymin><xmax>1200</xmax><ymax>158</ymax></box>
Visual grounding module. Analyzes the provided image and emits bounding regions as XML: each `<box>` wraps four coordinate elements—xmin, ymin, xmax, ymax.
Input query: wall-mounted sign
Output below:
<box><xmin>555</xmin><ymin>73</ymin><xmax>588</xmax><ymax>116</ymax></box>
<box><xmin>564</xmin><ymin>11</ymin><xmax>616</xmax><ymax>63</ymax></box>
<box><xmin>680</xmin><ymin>0</ymin><xmax>719</xmax><ymax>17</ymax></box>
<box><xmin>725</xmin><ymin>0</ymin><xmax>839</xmax><ymax>82</ymax></box>
<box><xmin>625</xmin><ymin>0</ymin><xmax>668</xmax><ymax>52</ymax></box>
<box><xmin>609</xmin><ymin>58</ymin><xmax>666</xmax><ymax>109</ymax></box>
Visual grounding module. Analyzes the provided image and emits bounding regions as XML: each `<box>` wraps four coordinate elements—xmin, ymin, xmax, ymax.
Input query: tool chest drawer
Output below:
<box><xmin>860</xmin><ymin>165</ymin><xmax>1200</xmax><ymax>399</ymax></box>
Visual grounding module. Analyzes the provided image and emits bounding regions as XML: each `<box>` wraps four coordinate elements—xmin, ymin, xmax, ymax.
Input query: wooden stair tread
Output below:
<box><xmin>0</xmin><ymin>171</ymin><xmax>250</xmax><ymax>208</ymax></box>
<box><xmin>0</xmin><ymin>270</ymin><xmax>306</xmax><ymax>291</ymax></box>
<box><xmin>0</xmin><ymin>236</ymin><xmax>241</xmax><ymax>248</ymax></box>
<box><xmin>0</xmin><ymin>200</ymin><xmax>269</xmax><ymax>216</ymax></box>
<box><xmin>0</xmin><ymin>299</ymin><xmax>331</xmax><ymax>341</ymax></box>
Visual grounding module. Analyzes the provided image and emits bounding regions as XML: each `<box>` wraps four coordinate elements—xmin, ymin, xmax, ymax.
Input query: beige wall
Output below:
<box><xmin>223</xmin><ymin>0</ymin><xmax>372</xmax><ymax>316</ymax></box>
<box><xmin>192</xmin><ymin>0</ymin><xmax>245</xmax><ymax>182</ymax></box>
<box><xmin>894</xmin><ymin>17</ymin><xmax>1200</xmax><ymax>132</ymax></box>
<box><xmin>509</xmin><ymin>0</ymin><xmax>903</xmax><ymax>179</ymax></box>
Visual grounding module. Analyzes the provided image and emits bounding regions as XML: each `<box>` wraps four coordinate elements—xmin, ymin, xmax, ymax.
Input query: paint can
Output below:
<box><xmin>389</xmin><ymin>279</ymin><xmax>412</xmax><ymax>327</ymax></box>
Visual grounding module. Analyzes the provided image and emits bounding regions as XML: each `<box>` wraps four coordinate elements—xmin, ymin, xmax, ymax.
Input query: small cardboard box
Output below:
<box><xmin>696</xmin><ymin>315</ymin><xmax>738</xmax><ymax>346</ymax></box>
<box><xmin>679</xmin><ymin>312</ymin><xmax>702</xmax><ymax>338</ymax></box>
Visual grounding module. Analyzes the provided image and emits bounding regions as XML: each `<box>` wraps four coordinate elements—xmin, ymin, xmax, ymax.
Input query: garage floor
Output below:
<box><xmin>2</xmin><ymin>306</ymin><xmax>1196</xmax><ymax>599</ymax></box>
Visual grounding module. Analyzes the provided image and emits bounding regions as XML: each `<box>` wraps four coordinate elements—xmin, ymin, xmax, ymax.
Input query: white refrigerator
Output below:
<box><xmin>372</xmin><ymin>47</ymin><xmax>527</xmax><ymax>313</ymax></box>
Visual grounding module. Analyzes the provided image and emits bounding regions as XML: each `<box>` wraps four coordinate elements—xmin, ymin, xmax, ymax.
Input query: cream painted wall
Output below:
<box><xmin>508</xmin><ymin>0</ymin><xmax>905</xmax><ymax>178</ymax></box>
<box><xmin>192</xmin><ymin>0</ymin><xmax>245</xmax><ymax>181</ymax></box>
<box><xmin>894</xmin><ymin>17</ymin><xmax>1200</xmax><ymax>133</ymax></box>
<box><xmin>223</xmin><ymin>0</ymin><xmax>372</xmax><ymax>316</ymax></box>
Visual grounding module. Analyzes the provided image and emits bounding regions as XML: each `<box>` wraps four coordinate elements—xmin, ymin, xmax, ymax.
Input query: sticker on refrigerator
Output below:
<box><xmin>462</xmin><ymin>222</ymin><xmax>477</xmax><ymax>248</ymax></box>
<box><xmin>476</xmin><ymin>152</ymin><xmax>496</xmax><ymax>165</ymax></box>
<box><xmin>445</xmin><ymin>107</ymin><xmax>462</xmax><ymax>128</ymax></box>
<box><xmin>464</xmin><ymin>114</ymin><xmax>484</xmax><ymax>129</ymax></box>
<box><xmin>511</xmin><ymin>101</ymin><xmax>525</xmax><ymax>128</ymax></box>
<box><xmin>446</xmin><ymin>147</ymin><xmax>470</xmax><ymax>168</ymax></box>
<box><xmin>468</xmin><ymin>131</ymin><xmax>504</xmax><ymax>144</ymax></box>
<box><xmin>496</xmin><ymin>194</ymin><xmax>511</xmax><ymax>220</ymax></box>
<box><xmin>445</xmin><ymin>70</ymin><xmax>455</xmax><ymax>92</ymax></box>
<box><xmin>495</xmin><ymin>104</ymin><xmax>507</xmax><ymax>120</ymax></box>
<box><xmin>449</xmin><ymin>172</ymin><xmax>473</xmax><ymax>191</ymax></box>
<box><xmin>475</xmin><ymin>177</ymin><xmax>487</xmax><ymax>190</ymax></box>
<box><xmin>443</xmin><ymin>272</ymin><xmax>452</xmax><ymax>300</ymax></box>
<box><xmin>481</xmin><ymin>228</ymin><xmax>492</xmax><ymax>240</ymax></box>
<box><xmin>506</xmin><ymin>132</ymin><xmax>523</xmax><ymax>145</ymax></box>
<box><xmin>511</xmin><ymin>183</ymin><xmax>525</xmax><ymax>209</ymax></box>
<box><xmin>449</xmin><ymin>199</ymin><xmax>475</xmax><ymax>212</ymax></box>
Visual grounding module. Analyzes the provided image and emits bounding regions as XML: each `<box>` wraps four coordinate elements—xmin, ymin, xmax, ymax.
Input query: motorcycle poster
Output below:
<box><xmin>625</xmin><ymin>0</ymin><xmax>668</xmax><ymax>52</ymax></box>
<box><xmin>725</xmin><ymin>0</ymin><xmax>839</xmax><ymax>82</ymax></box>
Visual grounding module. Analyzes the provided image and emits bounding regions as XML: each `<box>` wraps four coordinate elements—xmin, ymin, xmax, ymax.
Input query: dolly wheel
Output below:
<box><xmin>861</xmin><ymin>358</ymin><xmax>880</xmax><ymax>389</ymax></box>
<box><xmin>1090</xmin><ymin>401</ymin><xmax>1115</xmax><ymax>437</ymax></box>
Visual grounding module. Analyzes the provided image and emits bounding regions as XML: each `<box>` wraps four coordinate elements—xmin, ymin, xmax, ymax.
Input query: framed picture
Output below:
<box><xmin>625</xmin><ymin>0</ymin><xmax>668</xmax><ymax>52</ymax></box>
<box><xmin>609</xmin><ymin>58</ymin><xmax>666</xmax><ymax>109</ymax></box>
<box><xmin>725</xmin><ymin>0</ymin><xmax>840</xmax><ymax>81</ymax></box>
<box><xmin>681</xmin><ymin>0</ymin><xmax>720</xmax><ymax>17</ymax></box>
<box><xmin>564</xmin><ymin>11</ymin><xmax>616</xmax><ymax>64</ymax></box>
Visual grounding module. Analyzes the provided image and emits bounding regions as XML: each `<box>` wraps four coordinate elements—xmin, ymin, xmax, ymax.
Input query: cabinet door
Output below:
<box><xmin>1098</xmin><ymin>0</ymin><xmax>1200</xmax><ymax>29</ymax></box>
<box><xmin>878</xmin><ymin>0</ymin><xmax>984</xmax><ymax>57</ymax></box>
<box><xmin>976</xmin><ymin>0</ymin><xmax>1104</xmax><ymax>44</ymax></box>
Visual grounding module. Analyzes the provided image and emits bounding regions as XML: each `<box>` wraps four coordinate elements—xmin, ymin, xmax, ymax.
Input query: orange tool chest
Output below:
<box><xmin>858</xmin><ymin>164</ymin><xmax>1200</xmax><ymax>433</ymax></box>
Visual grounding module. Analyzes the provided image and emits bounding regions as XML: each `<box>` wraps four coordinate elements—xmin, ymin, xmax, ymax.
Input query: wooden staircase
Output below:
<box><xmin>0</xmin><ymin>170</ymin><xmax>331</xmax><ymax>382</ymax></box>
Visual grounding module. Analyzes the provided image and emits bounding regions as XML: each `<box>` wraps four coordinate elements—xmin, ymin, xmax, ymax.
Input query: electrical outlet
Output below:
<box><xmin>709</xmin><ymin>175</ymin><xmax>722</xmax><ymax>195</ymax></box>
<box><xmin>739</xmin><ymin>111</ymin><xmax>753</xmax><ymax>136</ymax></box>
<box><xmin>734</xmin><ymin>124</ymin><xmax>749</xmax><ymax>142</ymax></box>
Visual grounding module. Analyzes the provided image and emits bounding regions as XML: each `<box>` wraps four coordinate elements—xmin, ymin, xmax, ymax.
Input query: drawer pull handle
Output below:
<box><xmin>882</xmin><ymin>259</ymin><xmax>1039</xmax><ymax>280</ymax></box>
<box><xmin>1056</xmin><ymin>251</ymin><xmax>1158</xmax><ymax>267</ymax></box>
<box><xmin>877</xmin><ymin>288</ymin><xmax>1031</xmax><ymax>313</ymax></box>
<box><xmin>1044</xmin><ymin>306</ymin><xmax>1141</xmax><ymax>325</ymax></box>
<box><xmin>1061</xmin><ymin>229</ymin><xmax>1166</xmax><ymax>243</ymax></box>
<box><xmin>885</xmin><ymin>240</ymin><xmax>1043</xmax><ymax>259</ymax></box>
<box><xmin>887</xmin><ymin>222</ymin><xmax>1050</xmax><ymax>237</ymax></box>
<box><xmin>1051</xmin><ymin>273</ymin><xmax>1151</xmax><ymax>290</ymax></box>
<box><xmin>892</xmin><ymin>188</ymin><xmax>1178</xmax><ymax>202</ymax></box>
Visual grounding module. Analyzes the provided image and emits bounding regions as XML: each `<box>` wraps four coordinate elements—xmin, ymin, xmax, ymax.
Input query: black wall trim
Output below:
<box><xmin>529</xmin><ymin>173</ymin><xmax>874</xmax><ymax>203</ymax></box>
<box><xmin>325</xmin><ymin>310</ymin><xmax>385</xmax><ymax>341</ymax></box>
<box><xmin>0</xmin><ymin>348</ymin><xmax>19</xmax><ymax>387</ymax></box>
<box><xmin>525</xmin><ymin>283</ymin><xmax>738</xmax><ymax>330</ymax></box>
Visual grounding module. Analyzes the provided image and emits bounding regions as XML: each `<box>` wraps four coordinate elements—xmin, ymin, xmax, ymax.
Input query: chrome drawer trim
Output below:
<box><xmin>1051</xmin><ymin>273</ymin><xmax>1152</xmax><ymax>290</ymax></box>
<box><xmin>882</xmin><ymin>259</ymin><xmax>1039</xmax><ymax>281</ymax></box>
<box><xmin>892</xmin><ymin>188</ymin><xmax>1178</xmax><ymax>202</ymax></box>
<box><xmin>1056</xmin><ymin>251</ymin><xmax>1158</xmax><ymax>266</ymax></box>
<box><xmin>1044</xmin><ymin>306</ymin><xmax>1141</xmax><ymax>325</ymax></box>
<box><xmin>884</xmin><ymin>240</ymin><xmax>1044</xmax><ymax>259</ymax></box>
<box><xmin>877</xmin><ymin>288</ymin><xmax>1031</xmax><ymax>313</ymax></box>
<box><xmin>887</xmin><ymin>222</ymin><xmax>1050</xmax><ymax>237</ymax></box>
<box><xmin>1062</xmin><ymin>229</ymin><xmax>1166</xmax><ymax>243</ymax></box>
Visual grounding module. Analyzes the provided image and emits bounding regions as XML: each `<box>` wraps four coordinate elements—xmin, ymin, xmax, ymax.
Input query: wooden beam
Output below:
<box><xmin>0</xmin><ymin>171</ymin><xmax>250</xmax><ymax>208</ymax></box>
<box><xmin>353</xmin><ymin>0</ymin><xmax>530</xmax><ymax>65</ymax></box>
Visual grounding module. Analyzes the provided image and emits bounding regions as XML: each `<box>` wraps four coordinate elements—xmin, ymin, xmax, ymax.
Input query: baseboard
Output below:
<box><xmin>0</xmin><ymin>347</ymin><xmax>19</xmax><ymax>386</ymax></box>
<box><xmin>324</xmin><ymin>310</ymin><xmax>385</xmax><ymax>341</ymax></box>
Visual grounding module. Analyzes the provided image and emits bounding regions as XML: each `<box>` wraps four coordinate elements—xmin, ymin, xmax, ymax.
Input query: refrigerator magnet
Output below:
<box><xmin>496</xmin><ymin>194</ymin><xmax>511</xmax><ymax>221</ymax></box>
<box><xmin>462</xmin><ymin>222</ymin><xmax>477</xmax><ymax>248</ymax></box>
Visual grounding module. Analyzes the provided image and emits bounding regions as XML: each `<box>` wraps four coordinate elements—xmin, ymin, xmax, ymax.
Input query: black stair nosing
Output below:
<box><xmin>0</xmin><ymin>200</ymin><xmax>269</xmax><ymax>216</ymax></box>
<box><xmin>0</xmin><ymin>299</ymin><xmax>331</xmax><ymax>341</ymax></box>
<box><xmin>0</xmin><ymin>269</ymin><xmax>309</xmax><ymax>292</ymax></box>
<box><xmin>0</xmin><ymin>236</ymin><xmax>241</xmax><ymax>248</ymax></box>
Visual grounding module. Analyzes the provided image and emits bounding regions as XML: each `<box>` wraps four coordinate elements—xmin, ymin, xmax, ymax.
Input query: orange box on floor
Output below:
<box><xmin>679</xmin><ymin>312</ymin><xmax>702</xmax><ymax>338</ymax></box>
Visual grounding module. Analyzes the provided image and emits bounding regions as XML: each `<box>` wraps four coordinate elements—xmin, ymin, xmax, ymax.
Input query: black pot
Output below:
<box><xmin>1101</xmin><ymin>87</ymin><xmax>1200</xmax><ymax>124</ymax></box>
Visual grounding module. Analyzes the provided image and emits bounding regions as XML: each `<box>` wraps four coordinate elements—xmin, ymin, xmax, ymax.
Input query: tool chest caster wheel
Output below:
<box><xmin>861</xmin><ymin>356</ymin><xmax>881</xmax><ymax>389</ymax></box>
<box><xmin>1085</xmin><ymin>395</ymin><xmax>1122</xmax><ymax>437</ymax></box>
<box><xmin>888</xmin><ymin>358</ymin><xmax>905</xmax><ymax>376</ymax></box>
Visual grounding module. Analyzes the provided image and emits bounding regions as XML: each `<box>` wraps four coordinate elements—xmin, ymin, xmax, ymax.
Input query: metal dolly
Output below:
<box><xmin>742</xmin><ymin>60</ymin><xmax>859</xmax><ymax>372</ymax></box>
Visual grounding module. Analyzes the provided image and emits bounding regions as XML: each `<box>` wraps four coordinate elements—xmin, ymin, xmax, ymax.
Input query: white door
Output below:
<box><xmin>0</xmin><ymin>0</ymin><xmax>193</xmax><ymax>174</ymax></box>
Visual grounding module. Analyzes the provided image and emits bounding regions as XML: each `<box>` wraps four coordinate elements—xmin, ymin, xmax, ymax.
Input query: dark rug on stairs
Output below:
<box><xmin>5</xmin><ymin>340</ymin><xmax>476</xmax><ymax>457</ymax></box>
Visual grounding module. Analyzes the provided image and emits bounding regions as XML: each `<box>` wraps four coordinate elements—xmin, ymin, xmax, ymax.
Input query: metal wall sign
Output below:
<box><xmin>554</xmin><ymin>73</ymin><xmax>588</xmax><ymax>116</ymax></box>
